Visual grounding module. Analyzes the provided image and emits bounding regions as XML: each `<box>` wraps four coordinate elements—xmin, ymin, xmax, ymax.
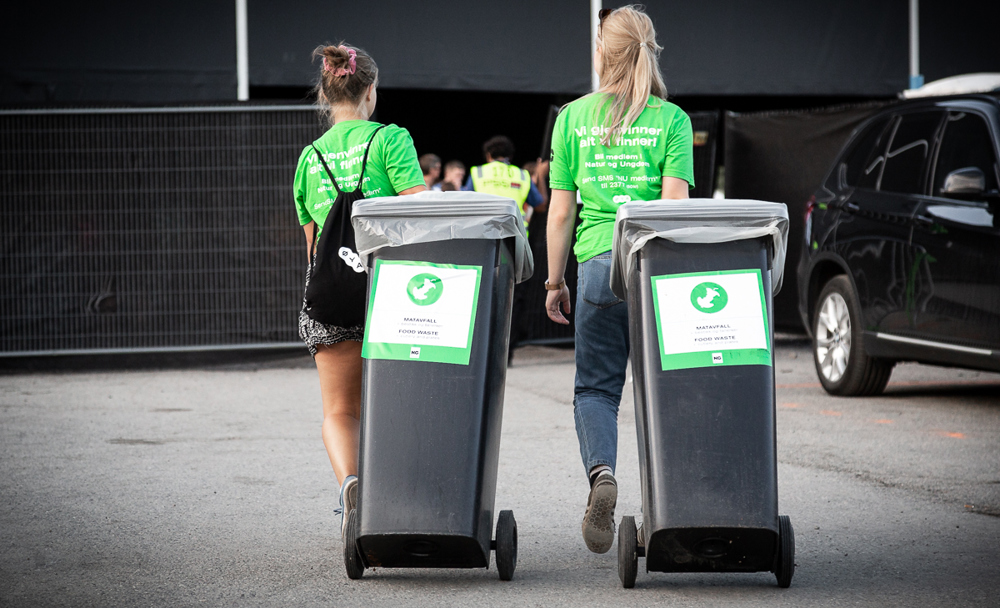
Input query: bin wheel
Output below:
<box><xmin>618</xmin><ymin>515</ymin><xmax>638</xmax><ymax>588</ymax></box>
<box><xmin>344</xmin><ymin>509</ymin><xmax>365</xmax><ymax>580</ymax></box>
<box><xmin>775</xmin><ymin>514</ymin><xmax>795</xmax><ymax>588</ymax></box>
<box><xmin>495</xmin><ymin>510</ymin><xmax>517</xmax><ymax>581</ymax></box>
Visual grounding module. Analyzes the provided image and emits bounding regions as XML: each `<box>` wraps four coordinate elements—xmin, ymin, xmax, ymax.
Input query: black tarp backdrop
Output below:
<box><xmin>2</xmin><ymin>2</ymin><xmax>237</xmax><ymax>103</ymax></box>
<box><xmin>646</xmin><ymin>0</ymin><xmax>908</xmax><ymax>95</ymax></box>
<box><xmin>724</xmin><ymin>102</ymin><xmax>889</xmax><ymax>331</ymax></box>
<box><xmin>3</xmin><ymin>0</ymin><xmax>998</xmax><ymax>103</ymax></box>
<box><xmin>248</xmin><ymin>0</ymin><xmax>591</xmax><ymax>94</ymax></box>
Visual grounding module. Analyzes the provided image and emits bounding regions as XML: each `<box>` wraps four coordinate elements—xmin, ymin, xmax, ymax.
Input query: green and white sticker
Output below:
<box><xmin>362</xmin><ymin>260</ymin><xmax>482</xmax><ymax>365</ymax></box>
<box><xmin>650</xmin><ymin>269</ymin><xmax>771</xmax><ymax>371</ymax></box>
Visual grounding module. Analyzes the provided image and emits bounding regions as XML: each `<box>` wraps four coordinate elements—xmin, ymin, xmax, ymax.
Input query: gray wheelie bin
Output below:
<box><xmin>609</xmin><ymin>199</ymin><xmax>794</xmax><ymax>588</ymax></box>
<box><xmin>343</xmin><ymin>191</ymin><xmax>533</xmax><ymax>581</ymax></box>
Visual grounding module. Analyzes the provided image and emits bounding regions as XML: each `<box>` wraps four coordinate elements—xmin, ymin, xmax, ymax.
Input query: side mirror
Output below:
<box><xmin>941</xmin><ymin>166</ymin><xmax>986</xmax><ymax>196</ymax></box>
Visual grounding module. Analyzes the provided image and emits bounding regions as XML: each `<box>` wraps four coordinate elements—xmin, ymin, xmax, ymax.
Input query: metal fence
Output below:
<box><xmin>0</xmin><ymin>106</ymin><xmax>324</xmax><ymax>356</ymax></box>
<box><xmin>1</xmin><ymin>106</ymin><xmax>720</xmax><ymax>356</ymax></box>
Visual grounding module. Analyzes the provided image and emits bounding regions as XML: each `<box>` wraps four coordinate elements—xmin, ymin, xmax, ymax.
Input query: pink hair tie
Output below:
<box><xmin>324</xmin><ymin>47</ymin><xmax>357</xmax><ymax>77</ymax></box>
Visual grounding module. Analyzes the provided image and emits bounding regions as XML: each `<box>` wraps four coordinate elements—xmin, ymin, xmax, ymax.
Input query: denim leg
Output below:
<box><xmin>573</xmin><ymin>253</ymin><xmax>630</xmax><ymax>479</ymax></box>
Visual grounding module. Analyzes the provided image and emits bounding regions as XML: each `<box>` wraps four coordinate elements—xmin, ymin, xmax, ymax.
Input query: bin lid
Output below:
<box><xmin>352</xmin><ymin>190</ymin><xmax>534</xmax><ymax>283</ymax></box>
<box><xmin>610</xmin><ymin>199</ymin><xmax>789</xmax><ymax>299</ymax></box>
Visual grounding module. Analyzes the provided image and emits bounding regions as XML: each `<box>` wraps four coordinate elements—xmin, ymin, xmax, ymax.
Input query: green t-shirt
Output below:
<box><xmin>549</xmin><ymin>94</ymin><xmax>694</xmax><ymax>262</ymax></box>
<box><xmin>294</xmin><ymin>120</ymin><xmax>424</xmax><ymax>241</ymax></box>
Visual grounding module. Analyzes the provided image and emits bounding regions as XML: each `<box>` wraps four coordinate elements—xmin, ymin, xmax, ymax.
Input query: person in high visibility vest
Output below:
<box><xmin>463</xmin><ymin>135</ymin><xmax>544</xmax><ymax>232</ymax></box>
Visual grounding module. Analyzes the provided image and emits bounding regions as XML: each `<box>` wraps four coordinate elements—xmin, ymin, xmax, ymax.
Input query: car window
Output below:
<box><xmin>879</xmin><ymin>111</ymin><xmax>943</xmax><ymax>195</ymax></box>
<box><xmin>933</xmin><ymin>111</ymin><xmax>999</xmax><ymax>198</ymax></box>
<box><xmin>841</xmin><ymin>116</ymin><xmax>890</xmax><ymax>189</ymax></box>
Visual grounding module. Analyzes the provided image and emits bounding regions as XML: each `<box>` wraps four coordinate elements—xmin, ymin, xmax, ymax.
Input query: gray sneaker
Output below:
<box><xmin>339</xmin><ymin>475</ymin><xmax>358</xmax><ymax>537</ymax></box>
<box><xmin>581</xmin><ymin>471</ymin><xmax>617</xmax><ymax>553</ymax></box>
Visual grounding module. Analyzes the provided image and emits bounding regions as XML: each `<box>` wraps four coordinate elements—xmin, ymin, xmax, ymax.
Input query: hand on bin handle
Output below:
<box><xmin>545</xmin><ymin>285</ymin><xmax>572</xmax><ymax>325</ymax></box>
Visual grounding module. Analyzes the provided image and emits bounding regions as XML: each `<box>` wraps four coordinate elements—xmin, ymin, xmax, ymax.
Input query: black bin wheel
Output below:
<box><xmin>495</xmin><ymin>509</ymin><xmax>517</xmax><ymax>581</ymax></box>
<box><xmin>344</xmin><ymin>509</ymin><xmax>365</xmax><ymax>580</ymax></box>
<box><xmin>775</xmin><ymin>514</ymin><xmax>795</xmax><ymax>588</ymax></box>
<box><xmin>618</xmin><ymin>515</ymin><xmax>638</xmax><ymax>588</ymax></box>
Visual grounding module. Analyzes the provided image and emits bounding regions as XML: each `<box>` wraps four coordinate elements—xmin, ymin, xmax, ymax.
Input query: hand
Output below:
<box><xmin>545</xmin><ymin>285</ymin><xmax>572</xmax><ymax>325</ymax></box>
<box><xmin>535</xmin><ymin>158</ymin><xmax>550</xmax><ymax>180</ymax></box>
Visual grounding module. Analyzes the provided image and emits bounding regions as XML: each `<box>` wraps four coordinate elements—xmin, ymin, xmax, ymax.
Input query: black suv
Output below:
<box><xmin>797</xmin><ymin>94</ymin><xmax>1000</xmax><ymax>395</ymax></box>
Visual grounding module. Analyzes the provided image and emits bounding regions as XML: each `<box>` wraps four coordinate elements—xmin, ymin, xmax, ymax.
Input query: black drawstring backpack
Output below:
<box><xmin>303</xmin><ymin>125</ymin><xmax>386</xmax><ymax>327</ymax></box>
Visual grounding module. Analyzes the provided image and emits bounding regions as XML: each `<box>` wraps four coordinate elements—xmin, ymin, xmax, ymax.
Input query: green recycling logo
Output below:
<box><xmin>690</xmin><ymin>282</ymin><xmax>728</xmax><ymax>313</ymax></box>
<box><xmin>406</xmin><ymin>273</ymin><xmax>443</xmax><ymax>306</ymax></box>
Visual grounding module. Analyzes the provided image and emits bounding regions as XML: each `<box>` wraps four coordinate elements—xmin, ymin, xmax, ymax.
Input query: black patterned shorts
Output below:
<box><xmin>298</xmin><ymin>265</ymin><xmax>364</xmax><ymax>357</ymax></box>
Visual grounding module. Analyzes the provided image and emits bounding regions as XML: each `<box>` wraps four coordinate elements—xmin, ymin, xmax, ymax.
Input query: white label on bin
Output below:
<box><xmin>362</xmin><ymin>260</ymin><xmax>482</xmax><ymax>366</ymax></box>
<box><xmin>650</xmin><ymin>269</ymin><xmax>771</xmax><ymax>371</ymax></box>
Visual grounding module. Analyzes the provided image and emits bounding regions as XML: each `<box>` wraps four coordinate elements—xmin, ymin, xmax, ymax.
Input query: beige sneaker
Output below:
<box><xmin>581</xmin><ymin>472</ymin><xmax>617</xmax><ymax>553</ymax></box>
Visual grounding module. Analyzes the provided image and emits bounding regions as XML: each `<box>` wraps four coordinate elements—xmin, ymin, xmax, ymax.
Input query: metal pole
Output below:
<box><xmin>591</xmin><ymin>0</ymin><xmax>601</xmax><ymax>91</ymax></box>
<box><xmin>236</xmin><ymin>0</ymin><xmax>249</xmax><ymax>101</ymax></box>
<box><xmin>909</xmin><ymin>0</ymin><xmax>923</xmax><ymax>90</ymax></box>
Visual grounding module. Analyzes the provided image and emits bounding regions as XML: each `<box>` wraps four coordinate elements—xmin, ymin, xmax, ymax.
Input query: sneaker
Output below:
<box><xmin>581</xmin><ymin>471</ymin><xmax>617</xmax><ymax>553</ymax></box>
<box><xmin>339</xmin><ymin>475</ymin><xmax>358</xmax><ymax>537</ymax></box>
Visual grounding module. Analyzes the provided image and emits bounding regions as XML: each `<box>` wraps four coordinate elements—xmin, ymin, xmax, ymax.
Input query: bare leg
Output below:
<box><xmin>314</xmin><ymin>341</ymin><xmax>363</xmax><ymax>485</ymax></box>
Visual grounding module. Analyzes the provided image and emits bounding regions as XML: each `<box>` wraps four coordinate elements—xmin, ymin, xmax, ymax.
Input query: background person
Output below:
<box><xmin>419</xmin><ymin>153</ymin><xmax>442</xmax><ymax>189</ymax></box>
<box><xmin>293</xmin><ymin>42</ymin><xmax>426</xmax><ymax>536</ymax></box>
<box><xmin>463</xmin><ymin>135</ymin><xmax>544</xmax><ymax>231</ymax></box>
<box><xmin>432</xmin><ymin>159</ymin><xmax>466</xmax><ymax>191</ymax></box>
<box><xmin>544</xmin><ymin>5</ymin><xmax>694</xmax><ymax>554</ymax></box>
<box><xmin>464</xmin><ymin>136</ymin><xmax>547</xmax><ymax>362</ymax></box>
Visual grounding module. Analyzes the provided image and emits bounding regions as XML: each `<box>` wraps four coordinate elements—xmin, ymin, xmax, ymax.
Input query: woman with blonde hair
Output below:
<box><xmin>542</xmin><ymin>5</ymin><xmax>694</xmax><ymax>553</ymax></box>
<box><xmin>293</xmin><ymin>43</ymin><xmax>426</xmax><ymax>536</ymax></box>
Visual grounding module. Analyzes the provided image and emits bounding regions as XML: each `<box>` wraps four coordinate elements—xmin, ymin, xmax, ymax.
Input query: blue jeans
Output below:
<box><xmin>574</xmin><ymin>253</ymin><xmax>630</xmax><ymax>478</ymax></box>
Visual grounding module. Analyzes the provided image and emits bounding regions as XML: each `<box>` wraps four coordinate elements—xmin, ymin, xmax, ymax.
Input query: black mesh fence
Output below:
<box><xmin>1</xmin><ymin>107</ymin><xmax>719</xmax><ymax>355</ymax></box>
<box><xmin>0</xmin><ymin>107</ymin><xmax>324</xmax><ymax>355</ymax></box>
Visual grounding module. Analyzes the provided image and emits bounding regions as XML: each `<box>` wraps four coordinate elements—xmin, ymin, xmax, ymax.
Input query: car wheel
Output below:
<box><xmin>813</xmin><ymin>275</ymin><xmax>893</xmax><ymax>396</ymax></box>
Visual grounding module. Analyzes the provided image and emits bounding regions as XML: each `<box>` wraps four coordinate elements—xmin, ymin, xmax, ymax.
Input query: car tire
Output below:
<box><xmin>812</xmin><ymin>275</ymin><xmax>893</xmax><ymax>396</ymax></box>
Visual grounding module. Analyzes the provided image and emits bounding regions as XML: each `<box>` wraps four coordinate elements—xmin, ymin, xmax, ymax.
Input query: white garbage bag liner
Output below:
<box><xmin>352</xmin><ymin>190</ymin><xmax>534</xmax><ymax>283</ymax></box>
<box><xmin>610</xmin><ymin>199</ymin><xmax>789</xmax><ymax>299</ymax></box>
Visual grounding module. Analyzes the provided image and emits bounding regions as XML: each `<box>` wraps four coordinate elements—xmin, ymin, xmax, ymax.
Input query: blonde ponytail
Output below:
<box><xmin>593</xmin><ymin>6</ymin><xmax>667</xmax><ymax>145</ymax></box>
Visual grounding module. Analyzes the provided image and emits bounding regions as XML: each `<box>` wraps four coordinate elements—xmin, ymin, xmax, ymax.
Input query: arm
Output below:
<box><xmin>661</xmin><ymin>176</ymin><xmax>689</xmax><ymax>200</ymax></box>
<box><xmin>398</xmin><ymin>184</ymin><xmax>427</xmax><ymax>195</ymax></box>
<box><xmin>302</xmin><ymin>221</ymin><xmax>315</xmax><ymax>263</ymax></box>
<box><xmin>533</xmin><ymin>159</ymin><xmax>550</xmax><ymax>212</ymax></box>
<box><xmin>544</xmin><ymin>188</ymin><xmax>576</xmax><ymax>325</ymax></box>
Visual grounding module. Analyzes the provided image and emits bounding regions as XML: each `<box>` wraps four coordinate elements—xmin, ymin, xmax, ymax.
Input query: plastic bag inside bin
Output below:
<box><xmin>610</xmin><ymin>199</ymin><xmax>789</xmax><ymax>299</ymax></box>
<box><xmin>352</xmin><ymin>190</ymin><xmax>534</xmax><ymax>283</ymax></box>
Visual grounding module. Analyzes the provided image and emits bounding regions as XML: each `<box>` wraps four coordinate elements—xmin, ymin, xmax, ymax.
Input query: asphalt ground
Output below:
<box><xmin>1</xmin><ymin>339</ymin><xmax>998</xmax><ymax>607</ymax></box>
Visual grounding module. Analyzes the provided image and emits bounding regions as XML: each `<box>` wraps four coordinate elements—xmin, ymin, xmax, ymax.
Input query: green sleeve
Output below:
<box><xmin>379</xmin><ymin>125</ymin><xmax>425</xmax><ymax>193</ymax></box>
<box><xmin>293</xmin><ymin>146</ymin><xmax>314</xmax><ymax>226</ymax></box>
<box><xmin>661</xmin><ymin>111</ymin><xmax>695</xmax><ymax>188</ymax></box>
<box><xmin>549</xmin><ymin>109</ymin><xmax>577</xmax><ymax>191</ymax></box>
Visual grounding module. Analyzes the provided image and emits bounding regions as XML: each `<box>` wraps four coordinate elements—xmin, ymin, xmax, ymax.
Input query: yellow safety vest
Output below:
<box><xmin>470</xmin><ymin>161</ymin><xmax>532</xmax><ymax>229</ymax></box>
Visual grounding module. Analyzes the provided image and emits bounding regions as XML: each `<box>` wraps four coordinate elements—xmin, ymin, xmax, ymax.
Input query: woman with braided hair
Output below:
<box><xmin>293</xmin><ymin>43</ymin><xmax>426</xmax><ymax>536</ymax></box>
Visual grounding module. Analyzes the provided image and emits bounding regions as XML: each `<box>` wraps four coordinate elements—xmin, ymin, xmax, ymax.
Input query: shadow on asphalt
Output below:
<box><xmin>0</xmin><ymin>347</ymin><xmax>314</xmax><ymax>374</ymax></box>
<box><xmin>881</xmin><ymin>382</ymin><xmax>1000</xmax><ymax>400</ymax></box>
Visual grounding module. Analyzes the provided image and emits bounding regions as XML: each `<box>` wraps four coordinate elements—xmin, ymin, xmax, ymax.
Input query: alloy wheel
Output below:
<box><xmin>815</xmin><ymin>292</ymin><xmax>852</xmax><ymax>382</ymax></box>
